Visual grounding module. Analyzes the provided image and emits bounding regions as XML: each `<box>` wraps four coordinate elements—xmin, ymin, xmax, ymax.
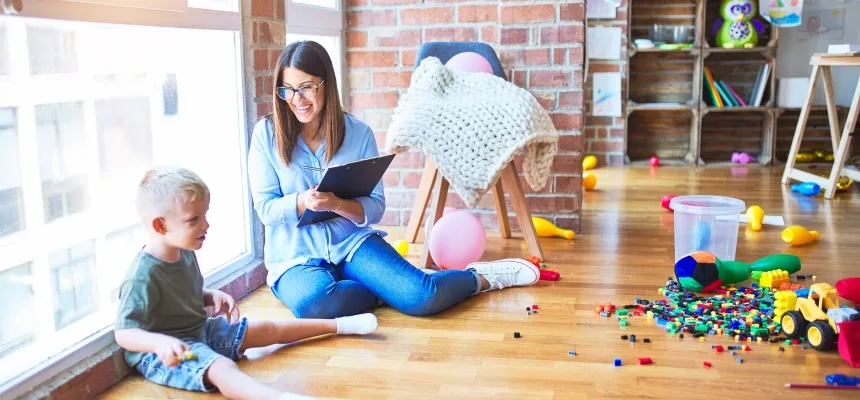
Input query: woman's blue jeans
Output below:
<box><xmin>271</xmin><ymin>234</ymin><xmax>482</xmax><ymax>318</ymax></box>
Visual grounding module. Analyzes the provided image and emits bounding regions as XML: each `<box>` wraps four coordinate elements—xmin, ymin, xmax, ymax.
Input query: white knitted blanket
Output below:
<box><xmin>385</xmin><ymin>57</ymin><xmax>559</xmax><ymax>207</ymax></box>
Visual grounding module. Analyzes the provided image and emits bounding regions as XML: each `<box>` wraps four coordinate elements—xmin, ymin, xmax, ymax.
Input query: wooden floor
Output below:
<box><xmin>100</xmin><ymin>166</ymin><xmax>860</xmax><ymax>399</ymax></box>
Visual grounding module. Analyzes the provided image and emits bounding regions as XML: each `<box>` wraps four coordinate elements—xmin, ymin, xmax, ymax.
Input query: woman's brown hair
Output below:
<box><xmin>269</xmin><ymin>40</ymin><xmax>345</xmax><ymax>166</ymax></box>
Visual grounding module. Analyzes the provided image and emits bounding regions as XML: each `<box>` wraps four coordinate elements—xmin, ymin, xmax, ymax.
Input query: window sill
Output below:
<box><xmin>0</xmin><ymin>255</ymin><xmax>266</xmax><ymax>400</ymax></box>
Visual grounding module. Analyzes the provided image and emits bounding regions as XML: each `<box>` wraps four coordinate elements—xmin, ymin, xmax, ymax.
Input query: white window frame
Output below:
<box><xmin>0</xmin><ymin>1</ymin><xmax>260</xmax><ymax>398</ymax></box>
<box><xmin>285</xmin><ymin>0</ymin><xmax>345</xmax><ymax>101</ymax></box>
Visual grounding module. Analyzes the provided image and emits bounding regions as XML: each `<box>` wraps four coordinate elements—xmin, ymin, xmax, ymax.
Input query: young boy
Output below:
<box><xmin>115</xmin><ymin>167</ymin><xmax>378</xmax><ymax>400</ymax></box>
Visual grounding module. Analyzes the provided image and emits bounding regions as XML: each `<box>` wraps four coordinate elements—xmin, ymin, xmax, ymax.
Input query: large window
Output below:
<box><xmin>0</xmin><ymin>263</ymin><xmax>35</xmax><ymax>358</ymax></box>
<box><xmin>36</xmin><ymin>102</ymin><xmax>90</xmax><ymax>223</ymax></box>
<box><xmin>50</xmin><ymin>241</ymin><xmax>98</xmax><ymax>330</ymax></box>
<box><xmin>286</xmin><ymin>0</ymin><xmax>344</xmax><ymax>98</ymax></box>
<box><xmin>0</xmin><ymin>1</ymin><xmax>249</xmax><ymax>395</ymax></box>
<box><xmin>0</xmin><ymin>108</ymin><xmax>24</xmax><ymax>238</ymax></box>
<box><xmin>0</xmin><ymin>21</ymin><xmax>8</xmax><ymax>75</ymax></box>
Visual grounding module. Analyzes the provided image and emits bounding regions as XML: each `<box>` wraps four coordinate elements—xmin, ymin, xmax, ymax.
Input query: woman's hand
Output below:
<box><xmin>305</xmin><ymin>190</ymin><xmax>343</xmax><ymax>212</ymax></box>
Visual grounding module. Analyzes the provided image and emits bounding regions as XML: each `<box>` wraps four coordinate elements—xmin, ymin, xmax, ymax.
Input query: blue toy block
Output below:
<box><xmin>736</xmin><ymin>357</ymin><xmax>744</xmax><ymax>364</ymax></box>
<box><xmin>614</xmin><ymin>358</ymin><xmax>622</xmax><ymax>367</ymax></box>
<box><xmin>568</xmin><ymin>350</ymin><xmax>576</xmax><ymax>356</ymax></box>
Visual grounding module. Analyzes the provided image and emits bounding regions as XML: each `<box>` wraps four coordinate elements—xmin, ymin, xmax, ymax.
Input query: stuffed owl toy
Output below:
<box><xmin>712</xmin><ymin>0</ymin><xmax>766</xmax><ymax>48</ymax></box>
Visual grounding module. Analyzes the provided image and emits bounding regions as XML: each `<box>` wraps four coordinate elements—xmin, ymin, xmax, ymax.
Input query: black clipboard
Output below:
<box><xmin>296</xmin><ymin>153</ymin><xmax>396</xmax><ymax>227</ymax></box>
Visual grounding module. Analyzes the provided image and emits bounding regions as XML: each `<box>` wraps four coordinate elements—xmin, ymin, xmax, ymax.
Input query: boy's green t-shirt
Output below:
<box><xmin>115</xmin><ymin>248</ymin><xmax>208</xmax><ymax>366</ymax></box>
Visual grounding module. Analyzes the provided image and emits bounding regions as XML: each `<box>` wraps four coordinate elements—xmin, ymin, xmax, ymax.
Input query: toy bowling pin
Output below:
<box><xmin>532</xmin><ymin>217</ymin><xmax>574</xmax><ymax>240</ymax></box>
<box><xmin>746</xmin><ymin>205</ymin><xmax>764</xmax><ymax>231</ymax></box>
<box><xmin>781</xmin><ymin>226</ymin><xmax>819</xmax><ymax>246</ymax></box>
<box><xmin>791</xmin><ymin>182</ymin><xmax>821</xmax><ymax>196</ymax></box>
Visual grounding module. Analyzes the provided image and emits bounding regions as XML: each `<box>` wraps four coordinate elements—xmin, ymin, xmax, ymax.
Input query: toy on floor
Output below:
<box><xmin>524</xmin><ymin>255</ymin><xmax>560</xmax><ymax>280</ymax></box>
<box><xmin>532</xmin><ymin>217</ymin><xmax>575</xmax><ymax>240</ymax></box>
<box><xmin>649</xmin><ymin>156</ymin><xmax>660</xmax><ymax>167</ymax></box>
<box><xmin>731</xmin><ymin>152</ymin><xmax>756</xmax><ymax>164</ymax></box>
<box><xmin>427</xmin><ymin>211</ymin><xmax>485</xmax><ymax>270</ymax></box>
<box><xmin>661</xmin><ymin>195</ymin><xmax>677</xmax><ymax>211</ymax></box>
<box><xmin>583</xmin><ymin>155</ymin><xmax>598</xmax><ymax>170</ymax></box>
<box><xmin>674</xmin><ymin>251</ymin><xmax>801</xmax><ymax>292</ymax></box>
<box><xmin>792</xmin><ymin>182</ymin><xmax>821</xmax><ymax>196</ymax></box>
<box><xmin>780</xmin><ymin>281</ymin><xmax>860</xmax><ymax>366</ymax></box>
<box><xmin>583</xmin><ymin>173</ymin><xmax>597</xmax><ymax>190</ymax></box>
<box><xmin>746</xmin><ymin>205</ymin><xmax>764</xmax><ymax>231</ymax></box>
<box><xmin>392</xmin><ymin>239</ymin><xmax>410</xmax><ymax>256</ymax></box>
<box><xmin>781</xmin><ymin>226</ymin><xmax>819</xmax><ymax>246</ymax></box>
<box><xmin>712</xmin><ymin>0</ymin><xmax>766</xmax><ymax>49</ymax></box>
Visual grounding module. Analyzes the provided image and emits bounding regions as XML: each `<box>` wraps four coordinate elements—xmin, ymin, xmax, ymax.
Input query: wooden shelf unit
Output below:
<box><xmin>622</xmin><ymin>0</ymin><xmax>823</xmax><ymax>166</ymax></box>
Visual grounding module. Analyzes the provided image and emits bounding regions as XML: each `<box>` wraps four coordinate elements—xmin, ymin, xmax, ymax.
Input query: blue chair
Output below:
<box><xmin>404</xmin><ymin>42</ymin><xmax>545</xmax><ymax>267</ymax></box>
<box><xmin>413</xmin><ymin>41</ymin><xmax>507</xmax><ymax>80</ymax></box>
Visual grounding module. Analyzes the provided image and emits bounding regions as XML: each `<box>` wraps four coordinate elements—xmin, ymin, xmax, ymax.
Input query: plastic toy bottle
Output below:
<box><xmin>746</xmin><ymin>205</ymin><xmax>764</xmax><ymax>231</ymax></box>
<box><xmin>781</xmin><ymin>226</ymin><xmax>819</xmax><ymax>246</ymax></box>
<box><xmin>532</xmin><ymin>217</ymin><xmax>574</xmax><ymax>240</ymax></box>
<box><xmin>791</xmin><ymin>182</ymin><xmax>822</xmax><ymax>196</ymax></box>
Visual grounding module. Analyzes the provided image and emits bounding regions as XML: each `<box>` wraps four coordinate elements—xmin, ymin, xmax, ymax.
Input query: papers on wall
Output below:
<box><xmin>759</xmin><ymin>0</ymin><xmax>803</xmax><ymax>27</ymax></box>
<box><xmin>587</xmin><ymin>0</ymin><xmax>617</xmax><ymax>19</ymax></box>
<box><xmin>587</xmin><ymin>26</ymin><xmax>622</xmax><ymax>60</ymax></box>
<box><xmin>592</xmin><ymin>72</ymin><xmax>622</xmax><ymax>117</ymax></box>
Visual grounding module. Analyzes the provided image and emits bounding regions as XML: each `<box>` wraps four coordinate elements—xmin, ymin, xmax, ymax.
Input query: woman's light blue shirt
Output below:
<box><xmin>247</xmin><ymin>113</ymin><xmax>387</xmax><ymax>286</ymax></box>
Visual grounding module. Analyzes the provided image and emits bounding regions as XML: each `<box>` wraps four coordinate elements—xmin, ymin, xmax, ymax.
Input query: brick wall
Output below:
<box><xmin>584</xmin><ymin>0</ymin><xmax>627</xmax><ymax>166</ymax></box>
<box><xmin>346</xmin><ymin>0</ymin><xmax>587</xmax><ymax>232</ymax></box>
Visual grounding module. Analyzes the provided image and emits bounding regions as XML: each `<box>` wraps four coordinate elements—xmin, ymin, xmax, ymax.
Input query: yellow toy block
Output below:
<box><xmin>760</xmin><ymin>270</ymin><xmax>790</xmax><ymax>289</ymax></box>
<box><xmin>773</xmin><ymin>290</ymin><xmax>798</xmax><ymax>319</ymax></box>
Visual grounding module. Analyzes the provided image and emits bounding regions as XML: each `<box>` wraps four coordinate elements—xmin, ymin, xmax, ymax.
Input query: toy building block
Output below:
<box><xmin>621</xmin><ymin>335</ymin><xmax>629</xmax><ymax>340</ymax></box>
<box><xmin>643</xmin><ymin>338</ymin><xmax>651</xmax><ymax>343</ymax></box>
<box><xmin>760</xmin><ymin>270</ymin><xmax>790</xmax><ymax>289</ymax></box>
<box><xmin>736</xmin><ymin>357</ymin><xmax>744</xmax><ymax>364</ymax></box>
<box><xmin>568</xmin><ymin>350</ymin><xmax>576</xmax><ymax>356</ymax></box>
<box><xmin>614</xmin><ymin>358</ymin><xmax>622</xmax><ymax>367</ymax></box>
<box><xmin>638</xmin><ymin>357</ymin><xmax>653</xmax><ymax>365</ymax></box>
<box><xmin>703</xmin><ymin>361</ymin><xmax>712</xmax><ymax>368</ymax></box>
<box><xmin>514</xmin><ymin>332</ymin><xmax>521</xmax><ymax>338</ymax></box>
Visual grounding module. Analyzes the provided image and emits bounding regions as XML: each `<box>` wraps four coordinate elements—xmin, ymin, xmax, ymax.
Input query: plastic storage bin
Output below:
<box><xmin>669</xmin><ymin>195</ymin><xmax>746</xmax><ymax>262</ymax></box>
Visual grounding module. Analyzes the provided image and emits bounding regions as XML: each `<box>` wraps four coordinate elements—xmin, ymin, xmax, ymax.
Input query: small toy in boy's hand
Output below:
<box><xmin>178</xmin><ymin>350</ymin><xmax>197</xmax><ymax>362</ymax></box>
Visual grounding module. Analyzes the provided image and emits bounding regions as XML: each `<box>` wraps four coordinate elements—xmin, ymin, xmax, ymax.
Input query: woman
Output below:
<box><xmin>247</xmin><ymin>40</ymin><xmax>540</xmax><ymax>319</ymax></box>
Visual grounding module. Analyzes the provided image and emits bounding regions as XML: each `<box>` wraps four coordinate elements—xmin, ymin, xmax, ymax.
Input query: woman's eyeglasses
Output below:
<box><xmin>277</xmin><ymin>80</ymin><xmax>324</xmax><ymax>101</ymax></box>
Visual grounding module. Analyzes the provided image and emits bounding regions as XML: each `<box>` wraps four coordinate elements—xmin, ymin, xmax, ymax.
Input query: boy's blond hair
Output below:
<box><xmin>137</xmin><ymin>166</ymin><xmax>210</xmax><ymax>218</ymax></box>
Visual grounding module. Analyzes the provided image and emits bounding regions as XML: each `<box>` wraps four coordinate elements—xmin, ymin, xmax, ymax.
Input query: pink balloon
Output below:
<box><xmin>444</xmin><ymin>52</ymin><xmax>493</xmax><ymax>74</ymax></box>
<box><xmin>428</xmin><ymin>211</ymin><xmax>486</xmax><ymax>270</ymax></box>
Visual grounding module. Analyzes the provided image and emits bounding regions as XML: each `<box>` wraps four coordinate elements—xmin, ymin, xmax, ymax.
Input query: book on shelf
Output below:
<box><xmin>702</xmin><ymin>67</ymin><xmax>752</xmax><ymax>108</ymax></box>
<box><xmin>749</xmin><ymin>62</ymin><xmax>771</xmax><ymax>107</ymax></box>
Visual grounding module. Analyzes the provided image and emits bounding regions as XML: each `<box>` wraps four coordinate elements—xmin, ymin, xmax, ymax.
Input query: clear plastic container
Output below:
<box><xmin>669</xmin><ymin>195</ymin><xmax>746</xmax><ymax>262</ymax></box>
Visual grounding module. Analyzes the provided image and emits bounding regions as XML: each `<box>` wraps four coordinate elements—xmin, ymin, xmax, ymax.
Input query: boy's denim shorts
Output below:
<box><xmin>135</xmin><ymin>316</ymin><xmax>248</xmax><ymax>392</ymax></box>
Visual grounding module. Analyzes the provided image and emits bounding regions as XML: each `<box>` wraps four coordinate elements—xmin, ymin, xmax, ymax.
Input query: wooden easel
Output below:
<box><xmin>404</xmin><ymin>157</ymin><xmax>545</xmax><ymax>269</ymax></box>
<box><xmin>782</xmin><ymin>53</ymin><xmax>860</xmax><ymax>199</ymax></box>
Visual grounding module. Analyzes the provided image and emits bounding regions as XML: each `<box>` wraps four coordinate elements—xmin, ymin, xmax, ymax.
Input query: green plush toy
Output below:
<box><xmin>714</xmin><ymin>0</ymin><xmax>765</xmax><ymax>49</ymax></box>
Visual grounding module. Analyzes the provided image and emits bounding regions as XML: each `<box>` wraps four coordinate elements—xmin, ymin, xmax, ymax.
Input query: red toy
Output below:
<box><xmin>638</xmin><ymin>357</ymin><xmax>653</xmax><ymax>365</ymax></box>
<box><xmin>703</xmin><ymin>361</ymin><xmax>712</xmax><ymax>368</ymax></box>
<box><xmin>661</xmin><ymin>195</ymin><xmax>676</xmax><ymax>212</ymax></box>
<box><xmin>650</xmin><ymin>156</ymin><xmax>660</xmax><ymax>167</ymax></box>
<box><xmin>835</xmin><ymin>277</ymin><xmax>860</xmax><ymax>368</ymax></box>
<box><xmin>540</xmin><ymin>270</ymin><xmax>560</xmax><ymax>281</ymax></box>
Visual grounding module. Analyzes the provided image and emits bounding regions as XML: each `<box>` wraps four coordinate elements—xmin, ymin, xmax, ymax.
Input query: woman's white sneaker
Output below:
<box><xmin>469</xmin><ymin>258</ymin><xmax>540</xmax><ymax>292</ymax></box>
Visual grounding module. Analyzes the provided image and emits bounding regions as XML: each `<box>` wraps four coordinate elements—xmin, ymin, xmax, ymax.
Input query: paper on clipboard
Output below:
<box><xmin>296</xmin><ymin>153</ymin><xmax>395</xmax><ymax>227</ymax></box>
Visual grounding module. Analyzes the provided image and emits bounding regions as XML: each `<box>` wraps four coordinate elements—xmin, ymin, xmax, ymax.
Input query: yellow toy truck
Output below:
<box><xmin>780</xmin><ymin>283</ymin><xmax>859</xmax><ymax>351</ymax></box>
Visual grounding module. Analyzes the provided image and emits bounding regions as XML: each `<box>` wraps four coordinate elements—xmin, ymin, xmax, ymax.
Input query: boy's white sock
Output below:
<box><xmin>335</xmin><ymin>313</ymin><xmax>378</xmax><ymax>335</ymax></box>
<box><xmin>277</xmin><ymin>392</ymin><xmax>315</xmax><ymax>400</ymax></box>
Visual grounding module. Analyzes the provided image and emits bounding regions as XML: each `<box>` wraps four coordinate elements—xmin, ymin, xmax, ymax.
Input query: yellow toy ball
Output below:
<box><xmin>583</xmin><ymin>155</ymin><xmax>598</xmax><ymax>171</ymax></box>
<box><xmin>393</xmin><ymin>239</ymin><xmax>409</xmax><ymax>256</ymax></box>
<box><xmin>583</xmin><ymin>173</ymin><xmax>597</xmax><ymax>190</ymax></box>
